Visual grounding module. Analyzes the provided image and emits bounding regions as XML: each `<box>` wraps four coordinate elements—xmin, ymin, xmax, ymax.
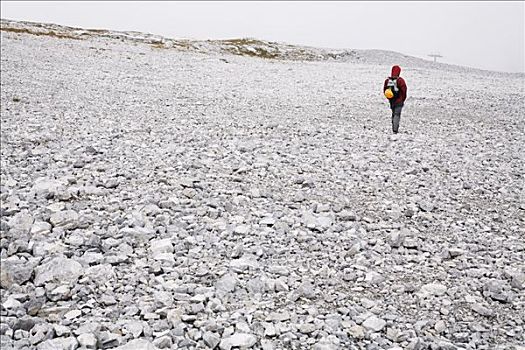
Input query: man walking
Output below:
<box><xmin>383</xmin><ymin>65</ymin><xmax>407</xmax><ymax>134</ymax></box>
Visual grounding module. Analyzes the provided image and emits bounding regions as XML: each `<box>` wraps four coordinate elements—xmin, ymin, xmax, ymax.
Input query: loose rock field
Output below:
<box><xmin>1</xmin><ymin>23</ymin><xmax>524</xmax><ymax>350</ymax></box>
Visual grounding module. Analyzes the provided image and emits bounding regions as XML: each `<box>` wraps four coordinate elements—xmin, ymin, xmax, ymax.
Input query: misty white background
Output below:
<box><xmin>1</xmin><ymin>1</ymin><xmax>524</xmax><ymax>73</ymax></box>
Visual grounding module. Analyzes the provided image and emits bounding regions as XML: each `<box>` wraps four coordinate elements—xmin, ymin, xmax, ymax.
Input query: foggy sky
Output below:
<box><xmin>1</xmin><ymin>1</ymin><xmax>524</xmax><ymax>73</ymax></box>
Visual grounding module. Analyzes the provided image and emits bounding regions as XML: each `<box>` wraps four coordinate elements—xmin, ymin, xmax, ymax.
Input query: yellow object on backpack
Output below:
<box><xmin>384</xmin><ymin>89</ymin><xmax>394</xmax><ymax>99</ymax></box>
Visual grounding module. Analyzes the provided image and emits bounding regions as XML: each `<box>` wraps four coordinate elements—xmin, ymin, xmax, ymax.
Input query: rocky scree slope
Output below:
<box><xmin>1</xmin><ymin>21</ymin><xmax>525</xmax><ymax>350</ymax></box>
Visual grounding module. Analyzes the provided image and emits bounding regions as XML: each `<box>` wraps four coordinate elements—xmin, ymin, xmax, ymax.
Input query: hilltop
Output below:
<box><xmin>2</xmin><ymin>18</ymin><xmax>521</xmax><ymax>77</ymax></box>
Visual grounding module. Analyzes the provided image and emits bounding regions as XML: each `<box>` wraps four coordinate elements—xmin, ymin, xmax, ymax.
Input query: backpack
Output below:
<box><xmin>386</xmin><ymin>77</ymin><xmax>400</xmax><ymax>99</ymax></box>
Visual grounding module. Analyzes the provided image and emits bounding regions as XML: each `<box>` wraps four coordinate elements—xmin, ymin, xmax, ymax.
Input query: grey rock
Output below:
<box><xmin>120</xmin><ymin>227</ymin><xmax>156</xmax><ymax>244</ymax></box>
<box><xmin>124</xmin><ymin>321</ymin><xmax>143</xmax><ymax>338</ymax></box>
<box><xmin>6</xmin><ymin>212</ymin><xmax>34</xmax><ymax>234</ymax></box>
<box><xmin>85</xmin><ymin>145</ymin><xmax>99</xmax><ymax>155</ymax></box>
<box><xmin>77</xmin><ymin>333</ymin><xmax>97</xmax><ymax>349</ymax></box>
<box><xmin>274</xmin><ymin>278</ymin><xmax>289</xmax><ymax>292</ymax></box>
<box><xmin>150</xmin><ymin>238</ymin><xmax>174</xmax><ymax>255</ymax></box>
<box><xmin>73</xmin><ymin>322</ymin><xmax>101</xmax><ymax>337</ymax></box>
<box><xmin>434</xmin><ymin>320</ymin><xmax>446</xmax><ymax>333</ymax></box>
<box><xmin>233</xmin><ymin>225</ymin><xmax>250</xmax><ymax>235</ymax></box>
<box><xmin>84</xmin><ymin>264</ymin><xmax>115</xmax><ymax>284</ymax></box>
<box><xmin>471</xmin><ymin>303</ymin><xmax>494</xmax><ymax>317</ymax></box>
<box><xmin>182</xmin><ymin>188</ymin><xmax>197</xmax><ymax>198</ymax></box>
<box><xmin>0</xmin><ymin>257</ymin><xmax>36</xmax><ymax>289</ymax></box>
<box><xmin>53</xmin><ymin>325</ymin><xmax>70</xmax><ymax>337</ymax></box>
<box><xmin>417</xmin><ymin>201</ymin><xmax>435</xmax><ymax>212</ymax></box>
<box><xmin>324</xmin><ymin>314</ymin><xmax>342</xmax><ymax>331</ymax></box>
<box><xmin>219</xmin><ymin>333</ymin><xmax>257</xmax><ymax>349</ymax></box>
<box><xmin>230</xmin><ymin>255</ymin><xmax>260</xmax><ymax>272</ymax></box>
<box><xmin>312</xmin><ymin>339</ymin><xmax>338</xmax><ymax>350</ymax></box>
<box><xmin>230</xmin><ymin>244</ymin><xmax>244</xmax><ymax>258</ymax></box>
<box><xmin>259</xmin><ymin>216</ymin><xmax>276</xmax><ymax>226</ymax></box>
<box><xmin>100</xmin><ymin>294</ymin><xmax>117</xmax><ymax>306</ymax></box>
<box><xmin>347</xmin><ymin>325</ymin><xmax>365</xmax><ymax>339</ymax></box>
<box><xmin>403</xmin><ymin>238</ymin><xmax>419</xmax><ymax>249</ymax></box>
<box><xmin>388</xmin><ymin>230</ymin><xmax>405</xmax><ymax>248</ymax></box>
<box><xmin>12</xmin><ymin>316</ymin><xmax>39</xmax><ymax>332</ymax></box>
<box><xmin>49</xmin><ymin>210</ymin><xmax>80</xmax><ymax>230</ymax></box>
<box><xmin>31</xmin><ymin>178</ymin><xmax>66</xmax><ymax>198</ymax></box>
<box><xmin>447</xmin><ymin>248</ymin><xmax>466</xmax><ymax>258</ymax></box>
<box><xmin>32</xmin><ymin>241</ymin><xmax>67</xmax><ymax>257</ymax></box>
<box><xmin>0</xmin><ymin>220</ymin><xmax>10</xmax><ymax>232</ymax></box>
<box><xmin>267</xmin><ymin>265</ymin><xmax>290</xmax><ymax>276</ymax></box>
<box><xmin>337</xmin><ymin>210</ymin><xmax>357</xmax><ymax>221</ymax></box>
<box><xmin>260</xmin><ymin>339</ymin><xmax>275</xmax><ymax>350</ymax></box>
<box><xmin>30</xmin><ymin>221</ymin><xmax>52</xmax><ymax>235</ymax></box>
<box><xmin>203</xmin><ymin>331</ymin><xmax>220</xmax><ymax>348</ymax></box>
<box><xmin>362</xmin><ymin>316</ymin><xmax>386</xmax><ymax>332</ymax></box>
<box><xmin>263</xmin><ymin>323</ymin><xmax>277</xmax><ymax>337</ymax></box>
<box><xmin>483</xmin><ymin>280</ymin><xmax>513</xmax><ymax>303</ymax></box>
<box><xmin>295</xmin><ymin>281</ymin><xmax>316</xmax><ymax>299</ymax></box>
<box><xmin>34</xmin><ymin>257</ymin><xmax>83</xmax><ymax>286</ymax></box>
<box><xmin>247</xmin><ymin>277</ymin><xmax>266</xmax><ymax>294</ymax></box>
<box><xmin>103</xmin><ymin>179</ymin><xmax>119</xmax><ymax>189</ymax></box>
<box><xmin>504</xmin><ymin>269</ymin><xmax>525</xmax><ymax>290</ymax></box>
<box><xmin>2</xmin><ymin>297</ymin><xmax>22</xmax><ymax>309</ymax></box>
<box><xmin>188</xmin><ymin>302</ymin><xmax>205</xmax><ymax>315</ymax></box>
<box><xmin>153</xmin><ymin>336</ymin><xmax>172</xmax><ymax>349</ymax></box>
<box><xmin>215</xmin><ymin>273</ymin><xmax>239</xmax><ymax>295</ymax></box>
<box><xmin>417</xmin><ymin>283</ymin><xmax>447</xmax><ymax>298</ymax></box>
<box><xmin>37</xmin><ymin>337</ymin><xmax>78</xmax><ymax>350</ymax></box>
<box><xmin>64</xmin><ymin>309</ymin><xmax>82</xmax><ymax>320</ymax></box>
<box><xmin>365</xmin><ymin>271</ymin><xmax>385</xmax><ymax>285</ymax></box>
<box><xmin>303</xmin><ymin>212</ymin><xmax>333</xmax><ymax>231</ymax></box>
<box><xmin>97</xmin><ymin>331</ymin><xmax>120</xmax><ymax>348</ymax></box>
<box><xmin>298</xmin><ymin>323</ymin><xmax>317</xmax><ymax>334</ymax></box>
<box><xmin>115</xmin><ymin>339</ymin><xmax>159</xmax><ymax>350</ymax></box>
<box><xmin>266</xmin><ymin>312</ymin><xmax>291</xmax><ymax>322</ymax></box>
<box><xmin>48</xmin><ymin>284</ymin><xmax>71</xmax><ymax>301</ymax></box>
<box><xmin>436</xmin><ymin>340</ymin><xmax>457</xmax><ymax>350</ymax></box>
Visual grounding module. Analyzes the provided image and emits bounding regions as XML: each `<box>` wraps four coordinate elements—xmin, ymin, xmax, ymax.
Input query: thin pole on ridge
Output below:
<box><xmin>428</xmin><ymin>53</ymin><xmax>443</xmax><ymax>63</ymax></box>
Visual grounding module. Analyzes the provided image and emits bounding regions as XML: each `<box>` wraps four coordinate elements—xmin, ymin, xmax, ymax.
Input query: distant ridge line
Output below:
<box><xmin>1</xmin><ymin>18</ymin><xmax>522</xmax><ymax>77</ymax></box>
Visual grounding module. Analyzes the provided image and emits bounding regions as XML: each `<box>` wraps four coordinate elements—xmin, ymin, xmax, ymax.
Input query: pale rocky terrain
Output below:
<box><xmin>1</xmin><ymin>20</ymin><xmax>524</xmax><ymax>350</ymax></box>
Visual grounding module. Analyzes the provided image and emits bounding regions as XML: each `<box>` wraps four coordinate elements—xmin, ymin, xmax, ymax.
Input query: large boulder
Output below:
<box><xmin>34</xmin><ymin>257</ymin><xmax>83</xmax><ymax>286</ymax></box>
<box><xmin>0</xmin><ymin>257</ymin><xmax>38</xmax><ymax>289</ymax></box>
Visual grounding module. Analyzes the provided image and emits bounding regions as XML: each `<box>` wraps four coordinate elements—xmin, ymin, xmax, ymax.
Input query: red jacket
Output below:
<box><xmin>383</xmin><ymin>65</ymin><xmax>407</xmax><ymax>106</ymax></box>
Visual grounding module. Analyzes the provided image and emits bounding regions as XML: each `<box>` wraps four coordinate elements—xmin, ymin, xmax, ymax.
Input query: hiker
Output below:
<box><xmin>383</xmin><ymin>65</ymin><xmax>407</xmax><ymax>134</ymax></box>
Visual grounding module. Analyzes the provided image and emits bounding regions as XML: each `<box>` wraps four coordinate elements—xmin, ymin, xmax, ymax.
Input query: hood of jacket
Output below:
<box><xmin>391</xmin><ymin>65</ymin><xmax>401</xmax><ymax>77</ymax></box>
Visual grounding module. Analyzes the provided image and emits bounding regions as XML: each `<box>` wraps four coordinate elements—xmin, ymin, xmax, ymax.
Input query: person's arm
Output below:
<box><xmin>383</xmin><ymin>79</ymin><xmax>388</xmax><ymax>92</ymax></box>
<box><xmin>399</xmin><ymin>78</ymin><xmax>407</xmax><ymax>102</ymax></box>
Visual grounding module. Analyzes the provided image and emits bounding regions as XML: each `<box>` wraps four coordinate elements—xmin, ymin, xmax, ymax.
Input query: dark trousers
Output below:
<box><xmin>391</xmin><ymin>104</ymin><xmax>403</xmax><ymax>133</ymax></box>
